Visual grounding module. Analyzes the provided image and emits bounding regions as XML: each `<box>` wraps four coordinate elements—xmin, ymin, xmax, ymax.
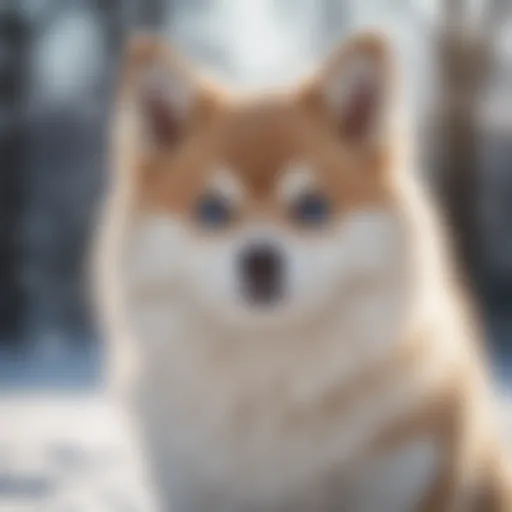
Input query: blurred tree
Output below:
<box><xmin>435</xmin><ymin>0</ymin><xmax>510</xmax><ymax>290</ymax></box>
<box><xmin>137</xmin><ymin>0</ymin><xmax>169</xmax><ymax>30</ymax></box>
<box><xmin>0</xmin><ymin>3</ymin><xmax>30</xmax><ymax>342</ymax></box>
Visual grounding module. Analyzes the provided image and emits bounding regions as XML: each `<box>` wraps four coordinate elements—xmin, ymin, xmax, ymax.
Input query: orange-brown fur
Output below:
<box><xmin>134</xmin><ymin>96</ymin><xmax>394</xmax><ymax>231</ymax></box>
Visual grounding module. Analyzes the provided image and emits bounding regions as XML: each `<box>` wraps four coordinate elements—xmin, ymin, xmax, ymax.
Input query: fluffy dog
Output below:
<box><xmin>93</xmin><ymin>31</ymin><xmax>512</xmax><ymax>511</ymax></box>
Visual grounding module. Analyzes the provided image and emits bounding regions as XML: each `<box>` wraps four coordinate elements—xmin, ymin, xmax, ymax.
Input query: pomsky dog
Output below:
<box><xmin>93</xmin><ymin>30</ymin><xmax>512</xmax><ymax>511</ymax></box>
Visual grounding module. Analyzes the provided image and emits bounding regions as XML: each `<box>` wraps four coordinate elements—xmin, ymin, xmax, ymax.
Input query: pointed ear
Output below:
<box><xmin>310</xmin><ymin>31</ymin><xmax>397</xmax><ymax>147</ymax></box>
<box><xmin>119</xmin><ymin>34</ymin><xmax>210</xmax><ymax>151</ymax></box>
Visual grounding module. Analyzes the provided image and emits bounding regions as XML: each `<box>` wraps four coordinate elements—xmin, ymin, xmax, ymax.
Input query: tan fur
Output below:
<box><xmin>92</xmin><ymin>31</ymin><xmax>512</xmax><ymax>511</ymax></box>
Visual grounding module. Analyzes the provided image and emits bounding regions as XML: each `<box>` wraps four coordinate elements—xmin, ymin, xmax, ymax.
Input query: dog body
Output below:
<box><xmin>94</xmin><ymin>33</ymin><xmax>511</xmax><ymax>511</ymax></box>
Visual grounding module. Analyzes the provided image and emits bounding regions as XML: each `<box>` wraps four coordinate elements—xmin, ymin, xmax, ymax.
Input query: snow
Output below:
<box><xmin>0</xmin><ymin>393</ymin><xmax>158</xmax><ymax>511</ymax></box>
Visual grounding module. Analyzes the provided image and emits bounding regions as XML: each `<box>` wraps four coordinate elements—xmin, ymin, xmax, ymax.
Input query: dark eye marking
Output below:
<box><xmin>195</xmin><ymin>193</ymin><xmax>232</xmax><ymax>228</ymax></box>
<box><xmin>292</xmin><ymin>192</ymin><xmax>331</xmax><ymax>226</ymax></box>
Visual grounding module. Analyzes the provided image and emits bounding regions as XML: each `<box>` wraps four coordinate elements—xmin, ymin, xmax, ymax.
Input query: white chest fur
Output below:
<box><xmin>140</xmin><ymin>393</ymin><xmax>440</xmax><ymax>512</ymax></box>
<box><xmin>131</xmin><ymin>297</ymin><xmax>440</xmax><ymax>512</ymax></box>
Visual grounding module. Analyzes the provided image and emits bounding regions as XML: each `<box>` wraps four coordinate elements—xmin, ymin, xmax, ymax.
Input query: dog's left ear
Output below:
<box><xmin>308</xmin><ymin>31</ymin><xmax>397</xmax><ymax>147</ymax></box>
<box><xmin>117</xmin><ymin>35</ymin><xmax>218</xmax><ymax>153</ymax></box>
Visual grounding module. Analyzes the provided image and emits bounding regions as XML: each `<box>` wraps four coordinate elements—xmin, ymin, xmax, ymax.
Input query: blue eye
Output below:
<box><xmin>195</xmin><ymin>194</ymin><xmax>232</xmax><ymax>228</ymax></box>
<box><xmin>292</xmin><ymin>193</ymin><xmax>331</xmax><ymax>226</ymax></box>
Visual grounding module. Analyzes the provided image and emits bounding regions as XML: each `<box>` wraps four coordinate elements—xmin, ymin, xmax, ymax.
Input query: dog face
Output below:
<box><xmin>122</xmin><ymin>33</ymin><xmax>409</xmax><ymax>331</ymax></box>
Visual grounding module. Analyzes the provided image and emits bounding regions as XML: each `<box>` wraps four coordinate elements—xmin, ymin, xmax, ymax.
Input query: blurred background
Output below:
<box><xmin>0</xmin><ymin>0</ymin><xmax>512</xmax><ymax>509</ymax></box>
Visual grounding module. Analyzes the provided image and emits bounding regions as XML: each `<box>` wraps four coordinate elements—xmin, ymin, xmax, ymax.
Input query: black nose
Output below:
<box><xmin>239</xmin><ymin>244</ymin><xmax>283</xmax><ymax>305</ymax></box>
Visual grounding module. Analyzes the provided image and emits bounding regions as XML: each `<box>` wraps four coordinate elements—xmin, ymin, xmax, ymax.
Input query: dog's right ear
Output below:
<box><xmin>301</xmin><ymin>31</ymin><xmax>397</xmax><ymax>151</ymax></box>
<box><xmin>118</xmin><ymin>35</ymin><xmax>213</xmax><ymax>152</ymax></box>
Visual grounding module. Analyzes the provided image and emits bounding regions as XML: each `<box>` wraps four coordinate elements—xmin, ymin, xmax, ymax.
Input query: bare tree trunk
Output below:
<box><xmin>434</xmin><ymin>0</ymin><xmax>504</xmax><ymax>289</ymax></box>
<box><xmin>0</xmin><ymin>4</ymin><xmax>30</xmax><ymax>342</ymax></box>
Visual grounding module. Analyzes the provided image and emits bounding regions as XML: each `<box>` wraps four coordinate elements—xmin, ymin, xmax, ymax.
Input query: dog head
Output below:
<box><xmin>119</xmin><ymin>32</ymin><xmax>410</xmax><ymax>332</ymax></box>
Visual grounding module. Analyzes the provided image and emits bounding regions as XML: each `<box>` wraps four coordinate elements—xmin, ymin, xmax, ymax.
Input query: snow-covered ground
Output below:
<box><xmin>0</xmin><ymin>332</ymin><xmax>159</xmax><ymax>511</ymax></box>
<box><xmin>0</xmin><ymin>393</ymin><xmax>158</xmax><ymax>512</ymax></box>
